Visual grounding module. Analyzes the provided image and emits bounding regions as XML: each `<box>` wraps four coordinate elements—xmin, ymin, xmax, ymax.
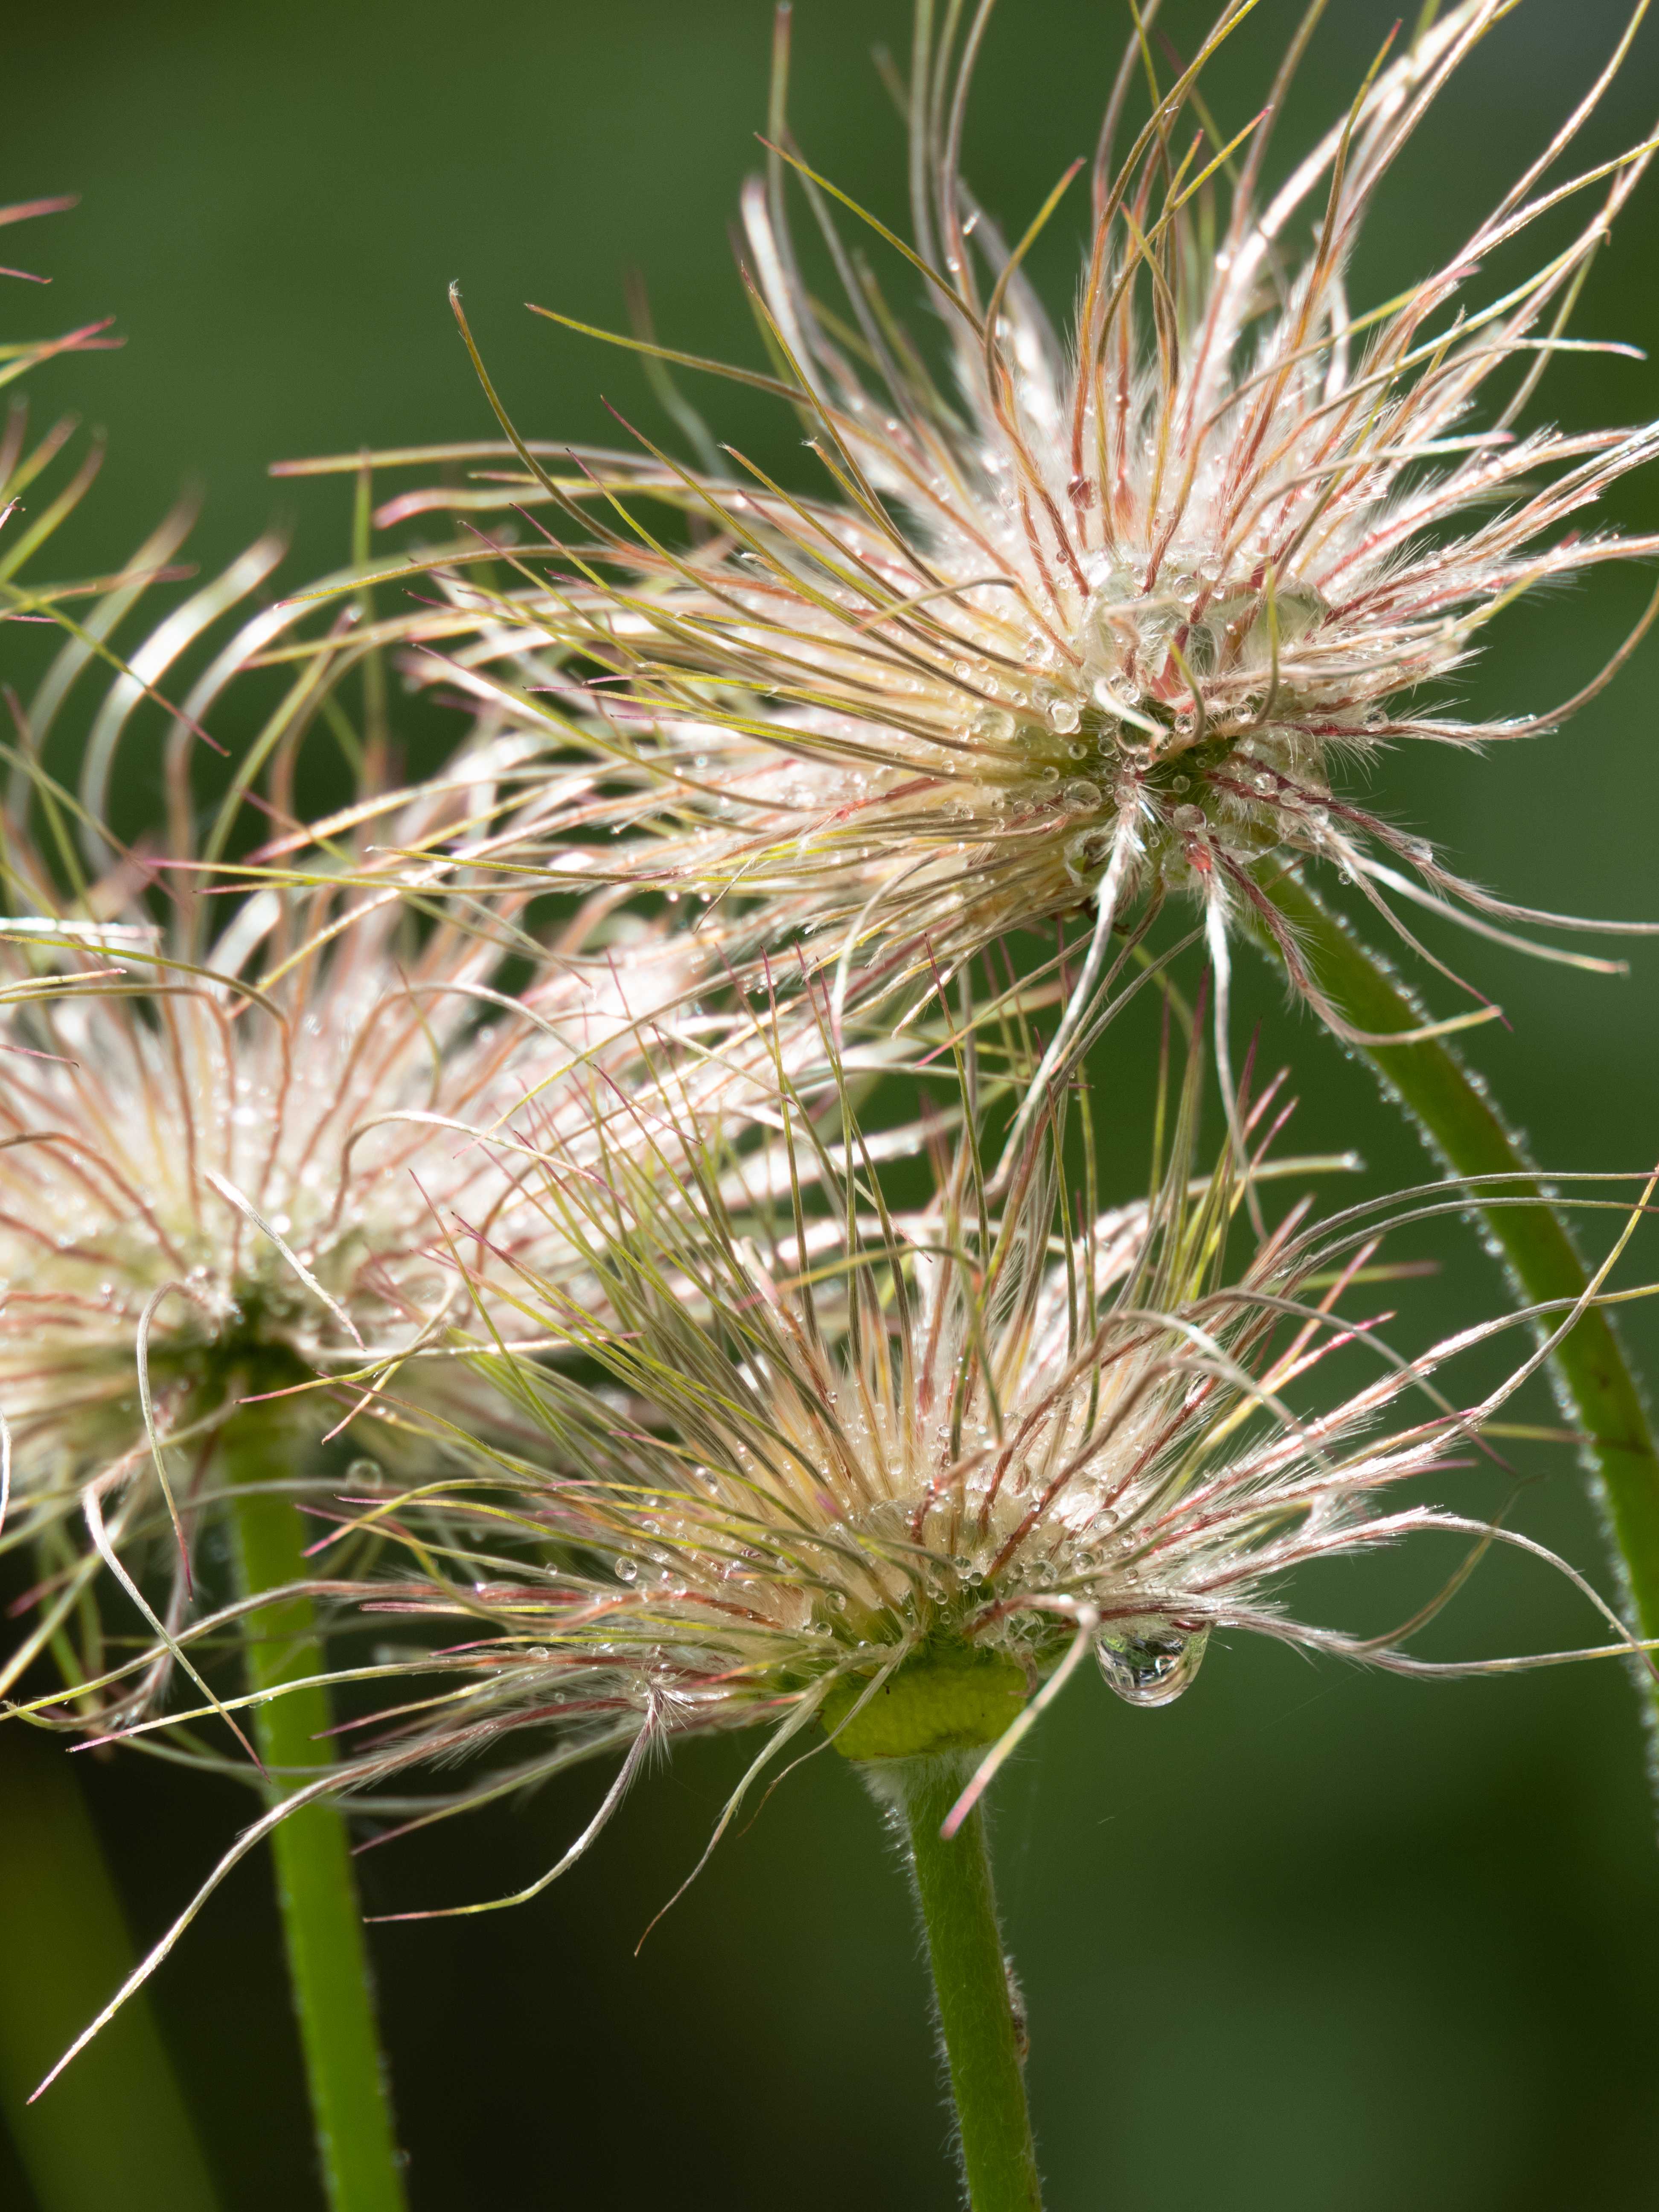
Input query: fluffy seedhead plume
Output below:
<box><xmin>322</xmin><ymin>0</ymin><xmax>1659</xmax><ymax>1100</ymax></box>
<box><xmin>13</xmin><ymin>20</ymin><xmax>1659</xmax><ymax>2147</ymax></box>
<box><xmin>0</xmin><ymin>725</ymin><xmax>713</xmax><ymax>1713</ymax></box>
<box><xmin>89</xmin><ymin>1028</ymin><xmax>1646</xmax><ymax>1931</ymax></box>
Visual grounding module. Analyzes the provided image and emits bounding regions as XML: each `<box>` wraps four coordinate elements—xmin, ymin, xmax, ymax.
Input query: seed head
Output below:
<box><xmin>251</xmin><ymin>1042</ymin><xmax>1644</xmax><ymax>1897</ymax></box>
<box><xmin>0</xmin><ymin>763</ymin><xmax>701</xmax><ymax>1705</ymax></box>
<box><xmin>393</xmin><ymin>0</ymin><xmax>1659</xmax><ymax>1057</ymax></box>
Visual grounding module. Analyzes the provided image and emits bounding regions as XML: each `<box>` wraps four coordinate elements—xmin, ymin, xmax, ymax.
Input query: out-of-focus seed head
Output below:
<box><xmin>0</xmin><ymin>754</ymin><xmax>709</xmax><ymax>1704</ymax></box>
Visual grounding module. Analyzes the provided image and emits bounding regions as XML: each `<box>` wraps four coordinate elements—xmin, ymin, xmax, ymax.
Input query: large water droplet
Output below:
<box><xmin>1095</xmin><ymin>1627</ymin><xmax>1208</xmax><ymax>1708</ymax></box>
<box><xmin>971</xmin><ymin>706</ymin><xmax>1016</xmax><ymax>745</ymax></box>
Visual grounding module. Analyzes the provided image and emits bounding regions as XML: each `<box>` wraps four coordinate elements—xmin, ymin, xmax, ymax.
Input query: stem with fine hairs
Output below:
<box><xmin>888</xmin><ymin>1756</ymin><xmax>1043</xmax><ymax>2212</ymax></box>
<box><xmin>1260</xmin><ymin>867</ymin><xmax>1659</xmax><ymax>1676</ymax></box>
<box><xmin>224</xmin><ymin>1409</ymin><xmax>407</xmax><ymax>2212</ymax></box>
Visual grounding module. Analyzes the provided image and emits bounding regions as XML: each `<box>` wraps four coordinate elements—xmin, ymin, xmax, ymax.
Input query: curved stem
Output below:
<box><xmin>1260</xmin><ymin>869</ymin><xmax>1659</xmax><ymax>1660</ymax></box>
<box><xmin>223</xmin><ymin>1413</ymin><xmax>407</xmax><ymax>2212</ymax></box>
<box><xmin>0</xmin><ymin>1726</ymin><xmax>221</xmax><ymax>2212</ymax></box>
<box><xmin>896</xmin><ymin>1758</ymin><xmax>1043</xmax><ymax>2212</ymax></box>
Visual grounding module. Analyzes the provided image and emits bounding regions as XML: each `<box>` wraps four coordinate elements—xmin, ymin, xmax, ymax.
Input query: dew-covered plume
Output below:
<box><xmin>322</xmin><ymin>0</ymin><xmax>1659</xmax><ymax>1075</ymax></box>
<box><xmin>0</xmin><ymin>736</ymin><xmax>713</xmax><ymax>1713</ymax></box>
<box><xmin>108</xmin><ymin>1033</ymin><xmax>1647</xmax><ymax>1911</ymax></box>
<box><xmin>12</xmin><ymin>22</ymin><xmax>1659</xmax><ymax>2174</ymax></box>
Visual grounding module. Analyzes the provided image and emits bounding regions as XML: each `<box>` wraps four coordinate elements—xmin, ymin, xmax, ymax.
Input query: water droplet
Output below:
<box><xmin>1401</xmin><ymin>836</ymin><xmax>1432</xmax><ymax>865</ymax></box>
<box><xmin>1095</xmin><ymin>1627</ymin><xmax>1208</xmax><ymax>1707</ymax></box>
<box><xmin>1172</xmin><ymin>803</ymin><xmax>1207</xmax><ymax>833</ymax></box>
<box><xmin>1062</xmin><ymin>779</ymin><xmax>1103</xmax><ymax>812</ymax></box>
<box><xmin>1046</xmin><ymin>696</ymin><xmax>1082</xmax><ymax>736</ymax></box>
<box><xmin>971</xmin><ymin>706</ymin><xmax>1016</xmax><ymax>745</ymax></box>
<box><xmin>525</xmin><ymin>1645</ymin><xmax>550</xmax><ymax>1661</ymax></box>
<box><xmin>615</xmin><ymin>1559</ymin><xmax>639</xmax><ymax>1583</ymax></box>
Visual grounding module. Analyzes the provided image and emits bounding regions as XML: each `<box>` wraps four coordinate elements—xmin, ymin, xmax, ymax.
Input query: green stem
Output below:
<box><xmin>898</xmin><ymin>1759</ymin><xmax>1043</xmax><ymax>2212</ymax></box>
<box><xmin>0</xmin><ymin>1727</ymin><xmax>222</xmax><ymax>2212</ymax></box>
<box><xmin>223</xmin><ymin>1413</ymin><xmax>407</xmax><ymax>2212</ymax></box>
<box><xmin>1262</xmin><ymin>870</ymin><xmax>1659</xmax><ymax>1652</ymax></box>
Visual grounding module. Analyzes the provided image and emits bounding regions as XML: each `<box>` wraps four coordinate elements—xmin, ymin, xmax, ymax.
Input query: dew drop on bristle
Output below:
<box><xmin>1095</xmin><ymin>1627</ymin><xmax>1208</xmax><ymax>1708</ymax></box>
<box><xmin>971</xmin><ymin>706</ymin><xmax>1016</xmax><ymax>744</ymax></box>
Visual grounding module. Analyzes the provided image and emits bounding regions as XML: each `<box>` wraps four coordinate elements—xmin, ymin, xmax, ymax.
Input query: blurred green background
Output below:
<box><xmin>3</xmin><ymin>1</ymin><xmax>1659</xmax><ymax>2206</ymax></box>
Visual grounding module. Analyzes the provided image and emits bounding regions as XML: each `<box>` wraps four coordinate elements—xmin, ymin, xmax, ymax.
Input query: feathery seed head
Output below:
<box><xmin>0</xmin><ymin>761</ymin><xmax>706</xmax><ymax>1700</ymax></box>
<box><xmin>274</xmin><ymin>1039</ymin><xmax>1640</xmax><ymax>1866</ymax></box>
<box><xmin>390</xmin><ymin>0</ymin><xmax>1659</xmax><ymax>1041</ymax></box>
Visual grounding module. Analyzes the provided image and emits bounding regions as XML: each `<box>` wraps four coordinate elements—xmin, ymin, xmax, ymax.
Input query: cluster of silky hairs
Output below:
<box><xmin>6</xmin><ymin>6</ymin><xmax>1659</xmax><ymax>2209</ymax></box>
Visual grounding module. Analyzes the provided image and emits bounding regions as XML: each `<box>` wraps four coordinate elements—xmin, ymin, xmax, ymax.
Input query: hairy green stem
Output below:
<box><xmin>1262</xmin><ymin>870</ymin><xmax>1659</xmax><ymax>1656</ymax></box>
<box><xmin>897</xmin><ymin>1759</ymin><xmax>1042</xmax><ymax>2212</ymax></box>
<box><xmin>223</xmin><ymin>1414</ymin><xmax>407</xmax><ymax>2212</ymax></box>
<box><xmin>0</xmin><ymin>1726</ymin><xmax>221</xmax><ymax>2212</ymax></box>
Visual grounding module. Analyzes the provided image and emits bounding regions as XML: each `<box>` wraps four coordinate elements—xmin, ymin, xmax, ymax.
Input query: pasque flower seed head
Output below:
<box><xmin>183</xmin><ymin>1039</ymin><xmax>1650</xmax><ymax>1905</ymax></box>
<box><xmin>383</xmin><ymin>0</ymin><xmax>1659</xmax><ymax>1091</ymax></box>
<box><xmin>0</xmin><ymin>757</ymin><xmax>702</xmax><ymax>1711</ymax></box>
